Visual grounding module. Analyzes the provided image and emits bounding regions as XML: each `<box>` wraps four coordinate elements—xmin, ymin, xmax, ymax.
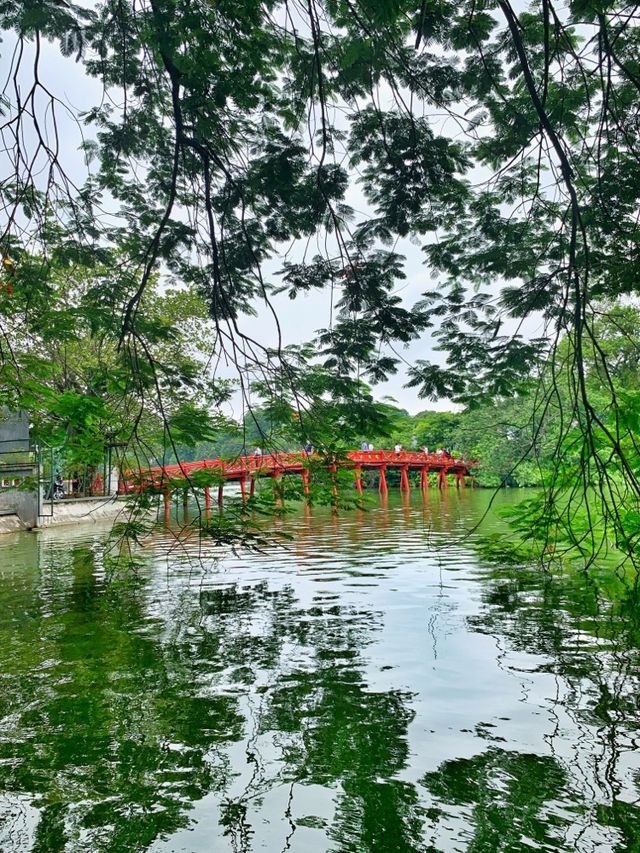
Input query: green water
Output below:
<box><xmin>1</xmin><ymin>490</ymin><xmax>640</xmax><ymax>852</ymax></box>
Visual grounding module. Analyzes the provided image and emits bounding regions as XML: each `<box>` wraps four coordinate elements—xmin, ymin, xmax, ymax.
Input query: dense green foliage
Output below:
<box><xmin>1</xmin><ymin>249</ymin><xmax>234</xmax><ymax>473</ymax></box>
<box><xmin>2</xmin><ymin>0</ymin><xmax>640</xmax><ymax>558</ymax></box>
<box><xmin>190</xmin><ymin>306</ymin><xmax>640</xmax><ymax>499</ymax></box>
<box><xmin>191</xmin><ymin>400</ymin><xmax>543</xmax><ymax>488</ymax></box>
<box><xmin>387</xmin><ymin>306</ymin><xmax>640</xmax><ymax>500</ymax></box>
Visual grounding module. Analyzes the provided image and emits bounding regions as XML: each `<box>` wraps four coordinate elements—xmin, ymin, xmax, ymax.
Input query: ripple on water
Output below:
<box><xmin>0</xmin><ymin>490</ymin><xmax>639</xmax><ymax>852</ymax></box>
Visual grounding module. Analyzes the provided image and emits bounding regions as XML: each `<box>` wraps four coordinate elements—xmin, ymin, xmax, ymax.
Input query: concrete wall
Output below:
<box><xmin>0</xmin><ymin>410</ymin><xmax>35</xmax><ymax>530</ymax></box>
<box><xmin>0</xmin><ymin>514</ymin><xmax>24</xmax><ymax>534</ymax></box>
<box><xmin>0</xmin><ymin>495</ymin><xmax>129</xmax><ymax>534</ymax></box>
<box><xmin>0</xmin><ymin>463</ymin><xmax>38</xmax><ymax>530</ymax></box>
<box><xmin>0</xmin><ymin>409</ymin><xmax>29</xmax><ymax>452</ymax></box>
<box><xmin>0</xmin><ymin>488</ymin><xmax>38</xmax><ymax>529</ymax></box>
<box><xmin>0</xmin><ymin>482</ymin><xmax>121</xmax><ymax>532</ymax></box>
<box><xmin>37</xmin><ymin>496</ymin><xmax>128</xmax><ymax>529</ymax></box>
<box><xmin>0</xmin><ymin>408</ymin><xmax>127</xmax><ymax>533</ymax></box>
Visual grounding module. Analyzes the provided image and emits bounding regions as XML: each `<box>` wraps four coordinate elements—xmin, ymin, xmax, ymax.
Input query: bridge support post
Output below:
<box><xmin>438</xmin><ymin>469</ymin><xmax>448</xmax><ymax>490</ymax></box>
<box><xmin>400</xmin><ymin>466</ymin><xmax>410</xmax><ymax>492</ymax></box>
<box><xmin>301</xmin><ymin>469</ymin><xmax>310</xmax><ymax>499</ymax></box>
<box><xmin>456</xmin><ymin>470</ymin><xmax>465</xmax><ymax>489</ymax></box>
<box><xmin>250</xmin><ymin>477</ymin><xmax>256</xmax><ymax>498</ymax></box>
<box><xmin>354</xmin><ymin>466</ymin><xmax>363</xmax><ymax>494</ymax></box>
<box><xmin>329</xmin><ymin>463</ymin><xmax>338</xmax><ymax>512</ymax></box>
<box><xmin>240</xmin><ymin>475</ymin><xmax>247</xmax><ymax>502</ymax></box>
<box><xmin>183</xmin><ymin>489</ymin><xmax>189</xmax><ymax>511</ymax></box>
<box><xmin>163</xmin><ymin>487</ymin><xmax>171</xmax><ymax>524</ymax></box>
<box><xmin>420</xmin><ymin>467</ymin><xmax>429</xmax><ymax>491</ymax></box>
<box><xmin>379</xmin><ymin>465</ymin><xmax>388</xmax><ymax>495</ymax></box>
<box><xmin>218</xmin><ymin>484</ymin><xmax>224</xmax><ymax>507</ymax></box>
<box><xmin>204</xmin><ymin>486</ymin><xmax>211</xmax><ymax>509</ymax></box>
<box><xmin>273</xmin><ymin>472</ymin><xmax>283</xmax><ymax>507</ymax></box>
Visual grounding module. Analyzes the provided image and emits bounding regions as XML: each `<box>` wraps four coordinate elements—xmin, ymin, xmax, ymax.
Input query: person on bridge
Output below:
<box><xmin>253</xmin><ymin>447</ymin><xmax>263</xmax><ymax>457</ymax></box>
<box><xmin>360</xmin><ymin>441</ymin><xmax>369</xmax><ymax>451</ymax></box>
<box><xmin>304</xmin><ymin>442</ymin><xmax>313</xmax><ymax>454</ymax></box>
<box><xmin>423</xmin><ymin>446</ymin><xmax>429</xmax><ymax>456</ymax></box>
<box><xmin>394</xmin><ymin>443</ymin><xmax>402</xmax><ymax>455</ymax></box>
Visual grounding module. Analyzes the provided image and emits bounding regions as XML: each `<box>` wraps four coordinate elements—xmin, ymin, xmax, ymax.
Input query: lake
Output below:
<box><xmin>1</xmin><ymin>489</ymin><xmax>639</xmax><ymax>851</ymax></box>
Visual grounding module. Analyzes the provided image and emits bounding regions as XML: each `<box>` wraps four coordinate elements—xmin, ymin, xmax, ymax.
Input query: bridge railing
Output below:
<box><xmin>120</xmin><ymin>450</ymin><xmax>476</xmax><ymax>493</ymax></box>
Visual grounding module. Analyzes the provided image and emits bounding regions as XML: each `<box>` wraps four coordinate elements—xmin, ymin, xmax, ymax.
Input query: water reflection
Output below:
<box><xmin>461</xmin><ymin>559</ymin><xmax>640</xmax><ymax>852</ymax></box>
<box><xmin>0</xmin><ymin>491</ymin><xmax>639</xmax><ymax>851</ymax></box>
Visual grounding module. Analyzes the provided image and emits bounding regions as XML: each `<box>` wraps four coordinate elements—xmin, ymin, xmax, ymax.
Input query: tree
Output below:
<box><xmin>2</xmin><ymin>0</ymin><xmax>640</xmax><ymax>557</ymax></box>
<box><xmin>0</xmin><ymin>248</ymin><xmax>229</xmax><ymax>472</ymax></box>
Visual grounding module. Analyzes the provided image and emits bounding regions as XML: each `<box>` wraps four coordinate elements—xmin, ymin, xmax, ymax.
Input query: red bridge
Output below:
<box><xmin>121</xmin><ymin>450</ymin><xmax>475</xmax><ymax>508</ymax></box>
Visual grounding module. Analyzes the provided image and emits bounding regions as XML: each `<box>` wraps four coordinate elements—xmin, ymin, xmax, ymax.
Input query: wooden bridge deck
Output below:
<box><xmin>121</xmin><ymin>450</ymin><xmax>475</xmax><ymax>504</ymax></box>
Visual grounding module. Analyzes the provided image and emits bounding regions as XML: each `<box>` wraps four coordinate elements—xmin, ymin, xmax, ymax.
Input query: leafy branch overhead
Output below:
<box><xmin>2</xmin><ymin>0</ymin><xmax>640</xmax><ymax>557</ymax></box>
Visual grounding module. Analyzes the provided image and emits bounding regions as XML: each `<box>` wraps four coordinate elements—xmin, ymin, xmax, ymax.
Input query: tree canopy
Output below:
<box><xmin>2</xmin><ymin>0</ymin><xmax>640</xmax><ymax>560</ymax></box>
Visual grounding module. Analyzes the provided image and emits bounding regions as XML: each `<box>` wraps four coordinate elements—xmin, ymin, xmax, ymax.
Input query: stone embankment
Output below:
<box><xmin>0</xmin><ymin>495</ymin><xmax>127</xmax><ymax>534</ymax></box>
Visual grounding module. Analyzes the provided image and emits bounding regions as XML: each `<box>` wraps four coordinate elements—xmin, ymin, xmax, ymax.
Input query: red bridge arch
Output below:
<box><xmin>121</xmin><ymin>449</ymin><xmax>476</xmax><ymax>509</ymax></box>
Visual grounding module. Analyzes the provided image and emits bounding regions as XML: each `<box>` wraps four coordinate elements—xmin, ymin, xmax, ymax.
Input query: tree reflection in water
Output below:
<box><xmin>454</xmin><ymin>558</ymin><xmax>640</xmax><ymax>853</ymax></box>
<box><xmin>0</xmin><ymin>492</ymin><xmax>639</xmax><ymax>851</ymax></box>
<box><xmin>422</xmin><ymin>749</ymin><xmax>567</xmax><ymax>851</ymax></box>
